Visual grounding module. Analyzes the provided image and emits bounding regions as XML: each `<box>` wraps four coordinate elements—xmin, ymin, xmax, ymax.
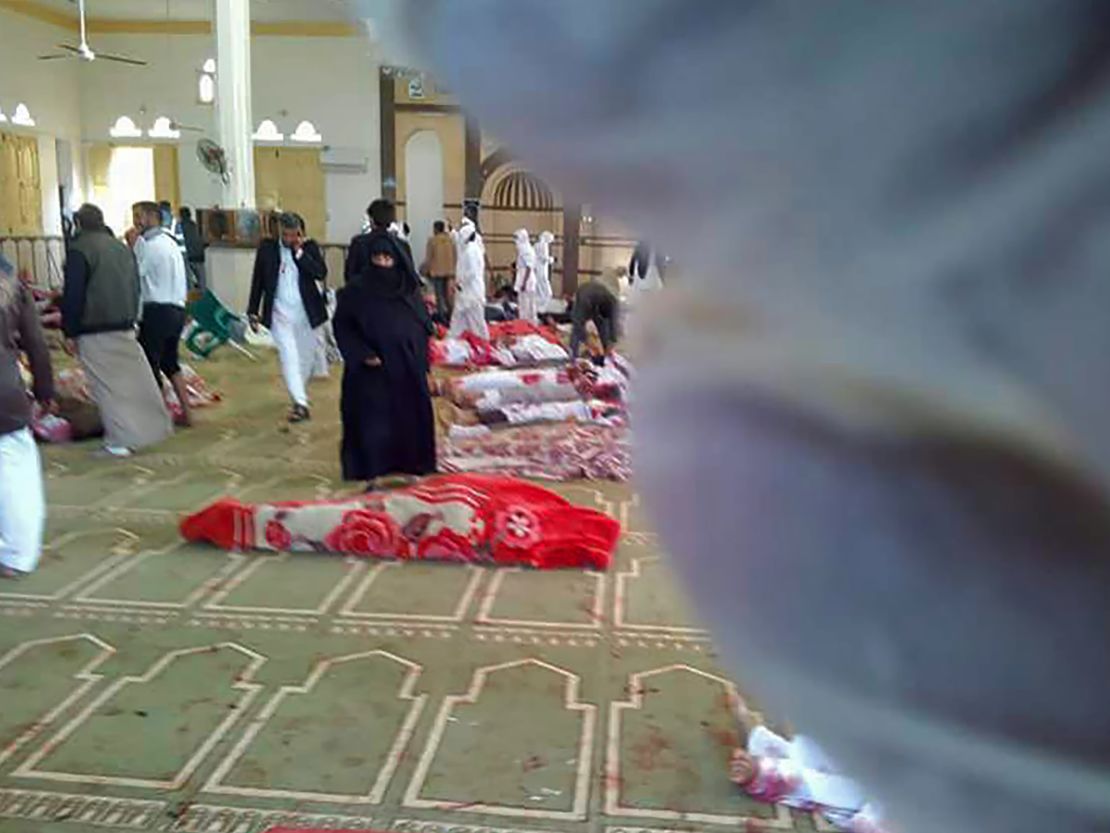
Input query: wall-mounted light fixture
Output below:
<box><xmin>198</xmin><ymin>58</ymin><xmax>217</xmax><ymax>105</ymax></box>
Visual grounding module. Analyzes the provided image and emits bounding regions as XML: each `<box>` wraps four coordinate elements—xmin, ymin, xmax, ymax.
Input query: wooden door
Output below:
<box><xmin>253</xmin><ymin>146</ymin><xmax>283</xmax><ymax>214</ymax></box>
<box><xmin>153</xmin><ymin>145</ymin><xmax>180</xmax><ymax>210</ymax></box>
<box><xmin>0</xmin><ymin>134</ymin><xmax>16</xmax><ymax>235</ymax></box>
<box><xmin>87</xmin><ymin>143</ymin><xmax>113</xmax><ymax>209</ymax></box>
<box><xmin>253</xmin><ymin>146</ymin><xmax>325</xmax><ymax>240</ymax></box>
<box><xmin>0</xmin><ymin>133</ymin><xmax>43</xmax><ymax>236</ymax></box>
<box><xmin>15</xmin><ymin>136</ymin><xmax>42</xmax><ymax>235</ymax></box>
<box><xmin>276</xmin><ymin>148</ymin><xmax>325</xmax><ymax>240</ymax></box>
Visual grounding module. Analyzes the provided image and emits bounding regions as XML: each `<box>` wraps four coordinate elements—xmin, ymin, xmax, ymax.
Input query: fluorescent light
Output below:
<box><xmin>252</xmin><ymin>119</ymin><xmax>284</xmax><ymax>142</ymax></box>
<box><xmin>148</xmin><ymin>116</ymin><xmax>181</xmax><ymax>139</ymax></box>
<box><xmin>290</xmin><ymin>120</ymin><xmax>322</xmax><ymax>143</ymax></box>
<box><xmin>12</xmin><ymin>103</ymin><xmax>35</xmax><ymax>127</ymax></box>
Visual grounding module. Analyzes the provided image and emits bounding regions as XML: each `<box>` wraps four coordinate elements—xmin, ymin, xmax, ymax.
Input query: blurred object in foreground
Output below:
<box><xmin>354</xmin><ymin>2</ymin><xmax>1110</xmax><ymax>832</ymax></box>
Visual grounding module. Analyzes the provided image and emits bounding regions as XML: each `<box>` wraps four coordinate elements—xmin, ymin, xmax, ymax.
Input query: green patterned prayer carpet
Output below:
<box><xmin>0</xmin><ymin>351</ymin><xmax>822</xmax><ymax>833</ymax></box>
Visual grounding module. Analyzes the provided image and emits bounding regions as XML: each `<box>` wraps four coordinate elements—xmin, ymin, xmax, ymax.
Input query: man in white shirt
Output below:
<box><xmin>135</xmin><ymin>201</ymin><xmax>191</xmax><ymax>427</ymax></box>
<box><xmin>246</xmin><ymin>212</ymin><xmax>329</xmax><ymax>423</ymax></box>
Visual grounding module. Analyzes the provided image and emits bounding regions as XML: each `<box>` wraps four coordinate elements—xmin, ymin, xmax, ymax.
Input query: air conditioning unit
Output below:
<box><xmin>321</xmin><ymin>145</ymin><xmax>368</xmax><ymax>173</ymax></box>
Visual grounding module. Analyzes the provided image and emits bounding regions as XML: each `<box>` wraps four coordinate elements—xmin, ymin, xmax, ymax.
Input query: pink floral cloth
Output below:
<box><xmin>28</xmin><ymin>364</ymin><xmax>221</xmax><ymax>442</ymax></box>
<box><xmin>161</xmin><ymin>364</ymin><xmax>222</xmax><ymax>421</ymax></box>
<box><xmin>439</xmin><ymin>423</ymin><xmax>631</xmax><ymax>481</ymax></box>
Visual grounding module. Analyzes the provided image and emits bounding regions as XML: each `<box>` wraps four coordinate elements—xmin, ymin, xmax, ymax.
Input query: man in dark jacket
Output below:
<box><xmin>569</xmin><ymin>280</ymin><xmax>620</xmax><ymax>363</ymax></box>
<box><xmin>61</xmin><ymin>203</ymin><xmax>172</xmax><ymax>456</ymax></box>
<box><xmin>422</xmin><ymin>219</ymin><xmax>457</xmax><ymax>321</ymax></box>
<box><xmin>247</xmin><ymin>212</ymin><xmax>328</xmax><ymax>423</ymax></box>
<box><xmin>177</xmin><ymin>206</ymin><xmax>207</xmax><ymax>291</ymax></box>
<box><xmin>346</xmin><ymin>198</ymin><xmax>415</xmax><ymax>284</ymax></box>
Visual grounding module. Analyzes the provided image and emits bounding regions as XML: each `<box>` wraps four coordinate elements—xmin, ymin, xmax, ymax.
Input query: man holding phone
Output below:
<box><xmin>247</xmin><ymin>212</ymin><xmax>329</xmax><ymax>423</ymax></box>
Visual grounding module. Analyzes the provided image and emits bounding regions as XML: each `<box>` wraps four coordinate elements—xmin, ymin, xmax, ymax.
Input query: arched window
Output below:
<box><xmin>290</xmin><ymin>120</ymin><xmax>322</xmax><ymax>143</ymax></box>
<box><xmin>252</xmin><ymin>119</ymin><xmax>284</xmax><ymax>142</ymax></box>
<box><xmin>198</xmin><ymin>59</ymin><xmax>216</xmax><ymax>105</ymax></box>
<box><xmin>148</xmin><ymin>116</ymin><xmax>180</xmax><ymax>139</ymax></box>
<box><xmin>198</xmin><ymin>75</ymin><xmax>215</xmax><ymax>104</ymax></box>
<box><xmin>12</xmin><ymin>103</ymin><xmax>36</xmax><ymax>128</ymax></box>
<box><xmin>109</xmin><ymin>115</ymin><xmax>142</xmax><ymax>139</ymax></box>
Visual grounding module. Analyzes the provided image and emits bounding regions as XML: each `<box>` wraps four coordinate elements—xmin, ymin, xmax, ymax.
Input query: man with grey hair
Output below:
<box><xmin>247</xmin><ymin>211</ymin><xmax>329</xmax><ymax>423</ymax></box>
<box><xmin>61</xmin><ymin>203</ymin><xmax>171</xmax><ymax>457</ymax></box>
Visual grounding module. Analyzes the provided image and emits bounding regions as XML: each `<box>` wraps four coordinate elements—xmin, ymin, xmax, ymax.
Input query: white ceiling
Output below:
<box><xmin>29</xmin><ymin>0</ymin><xmax>354</xmax><ymax>23</ymax></box>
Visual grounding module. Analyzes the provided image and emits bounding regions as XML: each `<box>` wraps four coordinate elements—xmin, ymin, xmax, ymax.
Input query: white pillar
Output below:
<box><xmin>215</xmin><ymin>0</ymin><xmax>255</xmax><ymax>208</ymax></box>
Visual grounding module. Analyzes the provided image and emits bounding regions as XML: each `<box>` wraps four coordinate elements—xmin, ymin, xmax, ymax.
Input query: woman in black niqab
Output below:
<box><xmin>334</xmin><ymin>231</ymin><xmax>437</xmax><ymax>484</ymax></box>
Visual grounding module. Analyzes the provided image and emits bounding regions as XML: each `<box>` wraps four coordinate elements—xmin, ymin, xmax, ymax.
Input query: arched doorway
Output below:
<box><xmin>403</xmin><ymin>130</ymin><xmax>444</xmax><ymax>266</ymax></box>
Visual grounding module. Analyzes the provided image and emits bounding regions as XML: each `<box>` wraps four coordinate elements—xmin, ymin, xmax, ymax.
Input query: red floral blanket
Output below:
<box><xmin>487</xmin><ymin>320</ymin><xmax>563</xmax><ymax>345</ymax></box>
<box><xmin>429</xmin><ymin>322</ymin><xmax>569</xmax><ymax>368</ymax></box>
<box><xmin>180</xmin><ymin>474</ymin><xmax>619</xmax><ymax>570</ymax></box>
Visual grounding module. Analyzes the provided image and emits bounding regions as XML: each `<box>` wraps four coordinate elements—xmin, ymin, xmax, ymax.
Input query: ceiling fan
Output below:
<box><xmin>167</xmin><ymin>120</ymin><xmax>206</xmax><ymax>134</ymax></box>
<box><xmin>37</xmin><ymin>0</ymin><xmax>148</xmax><ymax>67</ymax></box>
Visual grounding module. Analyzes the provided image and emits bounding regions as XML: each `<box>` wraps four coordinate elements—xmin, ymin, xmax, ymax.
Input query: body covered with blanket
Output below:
<box><xmin>181</xmin><ymin>474</ymin><xmax>619</xmax><ymax>570</ymax></box>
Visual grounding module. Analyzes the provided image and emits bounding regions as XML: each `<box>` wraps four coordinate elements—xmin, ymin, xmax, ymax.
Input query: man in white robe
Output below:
<box><xmin>247</xmin><ymin>213</ymin><xmax>329</xmax><ymax>423</ymax></box>
<box><xmin>448</xmin><ymin>220</ymin><xmax>490</xmax><ymax>340</ymax></box>
<box><xmin>534</xmin><ymin>230</ymin><xmax>555</xmax><ymax>312</ymax></box>
<box><xmin>513</xmin><ymin>228</ymin><xmax>538</xmax><ymax>324</ymax></box>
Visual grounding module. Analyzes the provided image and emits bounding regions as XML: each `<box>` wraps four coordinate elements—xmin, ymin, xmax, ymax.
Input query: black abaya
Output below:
<box><xmin>334</xmin><ymin>233</ymin><xmax>436</xmax><ymax>481</ymax></box>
